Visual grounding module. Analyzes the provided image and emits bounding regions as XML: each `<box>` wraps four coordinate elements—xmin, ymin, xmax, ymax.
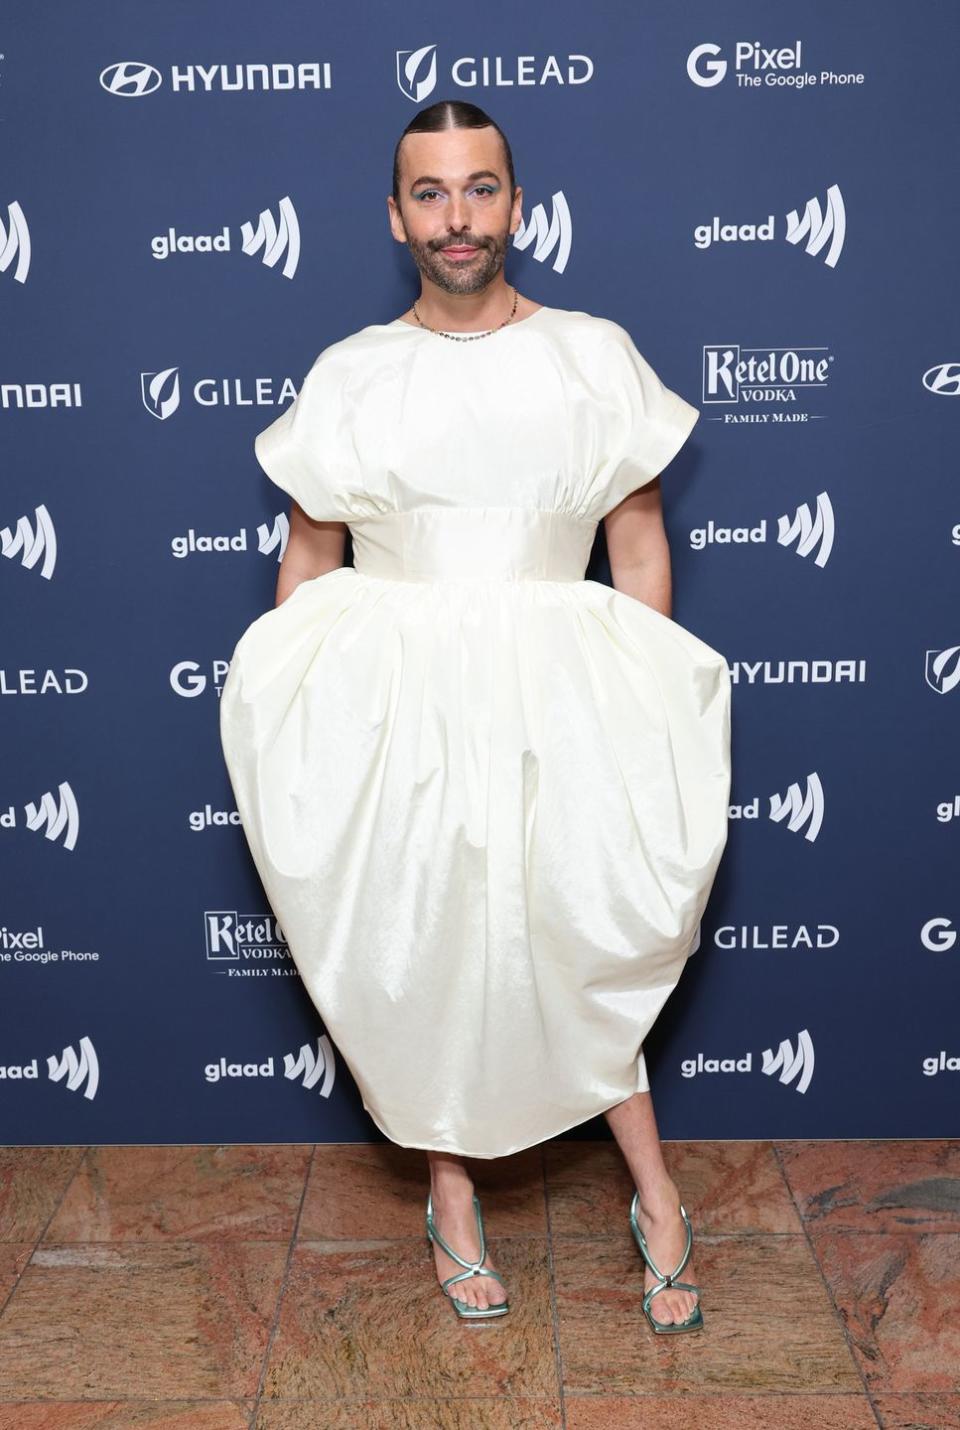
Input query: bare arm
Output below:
<box><xmin>276</xmin><ymin>500</ymin><xmax>347</xmax><ymax>607</ymax></box>
<box><xmin>603</xmin><ymin>477</ymin><xmax>671</xmax><ymax>619</ymax></box>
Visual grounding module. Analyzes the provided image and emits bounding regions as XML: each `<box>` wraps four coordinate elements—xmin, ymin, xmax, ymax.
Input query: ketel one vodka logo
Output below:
<box><xmin>149</xmin><ymin>196</ymin><xmax>300</xmax><ymax>279</ymax></box>
<box><xmin>682</xmin><ymin>1028</ymin><xmax>815</xmax><ymax>1093</ymax></box>
<box><xmin>925</xmin><ymin>645</ymin><xmax>960</xmax><ymax>695</ymax></box>
<box><xmin>694</xmin><ymin>183</ymin><xmax>845</xmax><ymax>267</ymax></box>
<box><xmin>2</xmin><ymin>503</ymin><xmax>57</xmax><ymax>579</ymax></box>
<box><xmin>204</xmin><ymin>1036</ymin><xmax>337</xmax><ymax>1097</ymax></box>
<box><xmin>702</xmin><ymin>343</ymin><xmax>834</xmax><ymax>407</ymax></box>
<box><xmin>0</xmin><ymin>200</ymin><xmax>31</xmax><ymax>284</ymax></box>
<box><xmin>204</xmin><ymin>910</ymin><xmax>289</xmax><ymax>965</ymax></box>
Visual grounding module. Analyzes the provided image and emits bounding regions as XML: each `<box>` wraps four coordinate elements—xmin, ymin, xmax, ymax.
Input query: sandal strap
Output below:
<box><xmin>425</xmin><ymin>1191</ymin><xmax>490</xmax><ymax>1274</ymax></box>
<box><xmin>442</xmin><ymin>1264</ymin><xmax>506</xmax><ymax>1292</ymax></box>
<box><xmin>629</xmin><ymin>1191</ymin><xmax>694</xmax><ymax>1284</ymax></box>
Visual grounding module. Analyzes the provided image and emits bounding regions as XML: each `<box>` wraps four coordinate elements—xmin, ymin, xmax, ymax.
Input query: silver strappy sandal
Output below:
<box><xmin>425</xmin><ymin>1189</ymin><xmax>510</xmax><ymax>1320</ymax></box>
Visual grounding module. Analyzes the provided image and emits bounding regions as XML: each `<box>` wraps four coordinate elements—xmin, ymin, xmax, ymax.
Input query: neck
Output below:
<box><xmin>414</xmin><ymin>282</ymin><xmax>517</xmax><ymax>333</ymax></box>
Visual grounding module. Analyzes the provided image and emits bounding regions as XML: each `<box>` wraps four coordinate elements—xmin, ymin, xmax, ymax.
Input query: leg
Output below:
<box><xmin>604</xmin><ymin>1088</ymin><xmax>700</xmax><ymax>1326</ymax></box>
<box><xmin>426</xmin><ymin>1150</ymin><xmax>508</xmax><ymax>1311</ymax></box>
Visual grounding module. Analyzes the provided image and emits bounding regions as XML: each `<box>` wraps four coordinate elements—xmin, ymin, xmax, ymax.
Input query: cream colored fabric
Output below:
<box><xmin>219</xmin><ymin>306</ymin><xmax>731</xmax><ymax>1158</ymax></box>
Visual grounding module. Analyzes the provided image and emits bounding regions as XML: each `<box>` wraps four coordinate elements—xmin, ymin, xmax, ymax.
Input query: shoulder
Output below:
<box><xmin>542</xmin><ymin>306</ymin><xmax>641</xmax><ymax>355</ymax></box>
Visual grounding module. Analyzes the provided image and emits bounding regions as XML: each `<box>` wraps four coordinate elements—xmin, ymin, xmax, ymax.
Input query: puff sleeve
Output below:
<box><xmin>602</xmin><ymin>325</ymin><xmax>700</xmax><ymax>509</ymax></box>
<box><xmin>253</xmin><ymin>355</ymin><xmax>340</xmax><ymax>521</ymax></box>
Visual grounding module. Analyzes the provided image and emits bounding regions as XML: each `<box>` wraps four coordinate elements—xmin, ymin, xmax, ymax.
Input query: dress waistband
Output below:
<box><xmin>348</xmin><ymin>507</ymin><xmax>598</xmax><ymax>583</ymax></box>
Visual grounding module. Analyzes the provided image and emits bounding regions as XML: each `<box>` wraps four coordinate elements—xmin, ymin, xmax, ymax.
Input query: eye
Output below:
<box><xmin>414</xmin><ymin>189</ymin><xmax>441</xmax><ymax>202</ymax></box>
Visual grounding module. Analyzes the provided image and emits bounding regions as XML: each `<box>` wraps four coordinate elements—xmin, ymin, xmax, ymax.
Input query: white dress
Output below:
<box><xmin>218</xmin><ymin>305</ymin><xmax>731</xmax><ymax>1158</ymax></box>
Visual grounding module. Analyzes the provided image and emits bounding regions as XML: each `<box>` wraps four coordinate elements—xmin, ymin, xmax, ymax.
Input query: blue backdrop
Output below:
<box><xmin>3</xmin><ymin>2</ymin><xmax>958</xmax><ymax>1146</ymax></box>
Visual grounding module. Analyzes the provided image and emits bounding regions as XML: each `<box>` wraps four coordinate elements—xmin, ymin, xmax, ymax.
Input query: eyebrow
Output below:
<box><xmin>408</xmin><ymin>170</ymin><xmax>501</xmax><ymax>191</ymax></box>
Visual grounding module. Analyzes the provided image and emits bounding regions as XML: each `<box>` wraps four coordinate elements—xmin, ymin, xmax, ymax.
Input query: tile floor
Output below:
<box><xmin>0</xmin><ymin>1138</ymin><xmax>957</xmax><ymax>1428</ymax></box>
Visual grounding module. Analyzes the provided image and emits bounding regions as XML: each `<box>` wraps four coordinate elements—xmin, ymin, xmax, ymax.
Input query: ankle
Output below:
<box><xmin>428</xmin><ymin>1161</ymin><xmax>474</xmax><ymax>1204</ymax></box>
<box><xmin>632</xmin><ymin>1172</ymin><xmax>682</xmax><ymax>1220</ymax></box>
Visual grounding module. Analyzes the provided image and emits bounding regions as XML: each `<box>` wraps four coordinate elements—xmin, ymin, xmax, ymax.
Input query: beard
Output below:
<box><xmin>404</xmin><ymin>225</ymin><xmax>511</xmax><ymax>296</ymax></box>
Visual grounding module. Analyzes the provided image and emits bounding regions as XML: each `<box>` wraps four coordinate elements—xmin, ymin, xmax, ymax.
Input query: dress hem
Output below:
<box><xmin>359</xmin><ymin>1074</ymin><xmax>650</xmax><ymax>1160</ymax></box>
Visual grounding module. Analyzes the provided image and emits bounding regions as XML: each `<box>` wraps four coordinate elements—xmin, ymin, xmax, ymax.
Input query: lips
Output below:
<box><xmin>441</xmin><ymin>245</ymin><xmax>479</xmax><ymax>255</ymax></box>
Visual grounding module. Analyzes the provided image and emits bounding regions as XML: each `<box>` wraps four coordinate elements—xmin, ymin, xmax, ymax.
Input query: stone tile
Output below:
<box><xmin>0</xmin><ymin>1404</ymin><xmax>254</xmax><ymax>1428</ymax></box>
<box><xmin>0</xmin><ymin>1244</ymin><xmax>34</xmax><ymax>1302</ymax></box>
<box><xmin>300</xmin><ymin>1143</ymin><xmax>546</xmax><ymax>1240</ymax></box>
<box><xmin>872</xmin><ymin>1392</ymin><xmax>960</xmax><ymax>1427</ymax></box>
<box><xmin>565</xmin><ymin>1393</ymin><xmax>878</xmax><ymax>1428</ymax></box>
<box><xmin>0</xmin><ymin>1148</ymin><xmax>86</xmax><ymax>1240</ymax></box>
<box><xmin>545</xmin><ymin>1140</ymin><xmax>801</xmax><ymax>1236</ymax></box>
<box><xmin>261</xmin><ymin>1236</ymin><xmax>556</xmax><ymax>1401</ymax></box>
<box><xmin>778</xmin><ymin>1140</ymin><xmax>960</xmax><ymax>1232</ymax></box>
<box><xmin>811</xmin><ymin>1230</ymin><xmax>960</xmax><ymax>1392</ymax></box>
<box><xmin>0</xmin><ymin>1241</ymin><xmax>287</xmax><ymax>1399</ymax></box>
<box><xmin>553</xmin><ymin>1233</ymin><xmax>861</xmax><ymax>1394</ymax></box>
<box><xmin>255</xmin><ymin>1400</ymin><xmax>563</xmax><ymax>1428</ymax></box>
<box><xmin>44</xmin><ymin>1145</ymin><xmax>312</xmax><ymax>1242</ymax></box>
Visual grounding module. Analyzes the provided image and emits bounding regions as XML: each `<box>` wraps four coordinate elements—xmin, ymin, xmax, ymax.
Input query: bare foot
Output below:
<box><xmin>632</xmin><ymin>1178</ymin><xmax>700</xmax><ymax>1326</ymax></box>
<box><xmin>428</xmin><ymin>1180</ymin><xmax>508</xmax><ymax>1312</ymax></box>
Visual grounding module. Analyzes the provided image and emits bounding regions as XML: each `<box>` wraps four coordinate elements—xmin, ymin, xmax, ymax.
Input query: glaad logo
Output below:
<box><xmin>100</xmin><ymin>61</ymin><xmax>331</xmax><ymax>96</ymax></box>
<box><xmin>770</xmin><ymin>772</ymin><xmax>825</xmax><ymax>841</ymax></box>
<box><xmin>729</xmin><ymin>658</ymin><xmax>866</xmax><ymax>685</ymax></box>
<box><xmin>922</xmin><ymin>363</ymin><xmax>960</xmax><ymax>395</ymax></box>
<box><xmin>921</xmin><ymin>917</ymin><xmax>956</xmax><ymax>952</ymax></box>
<box><xmin>512</xmin><ymin>192</ymin><xmax>571</xmax><ymax>274</ymax></box>
<box><xmin>11</xmin><ymin>781</ymin><xmax>81</xmax><ymax>851</ymax></box>
<box><xmin>695</xmin><ymin>184</ymin><xmax>845</xmax><ymax>268</ymax></box>
<box><xmin>702</xmin><ymin>343</ymin><xmax>833</xmax><ymax>408</ymax></box>
<box><xmin>681</xmin><ymin>1029</ymin><xmax>815</xmax><ymax>1093</ymax></box>
<box><xmin>1</xmin><ymin>1038</ymin><xmax>97</xmax><ymax>1097</ymax></box>
<box><xmin>925</xmin><ymin>646</ymin><xmax>960</xmax><ymax>695</ymax></box>
<box><xmin>171</xmin><ymin>514</ymin><xmax>289</xmax><ymax>563</ymax></box>
<box><xmin>396</xmin><ymin>42</ymin><xmax>593</xmax><ymax>102</ymax></box>
<box><xmin>204</xmin><ymin>1036</ymin><xmax>336</xmax><ymax>1096</ymax></box>
<box><xmin>48</xmin><ymin>1035</ymin><xmax>99</xmax><ymax>1099</ymax></box>
<box><xmin>690</xmin><ymin>493</ymin><xmax>835</xmax><ymax>567</ymax></box>
<box><xmin>923</xmin><ymin>1051</ymin><xmax>960</xmax><ymax>1076</ymax></box>
<box><xmin>189</xmin><ymin>804</ymin><xmax>243</xmax><ymax>832</ymax></box>
<box><xmin>149</xmin><ymin>197</ymin><xmax>300</xmax><ymax>279</ymax></box>
<box><xmin>762</xmin><ymin>1030</ymin><xmax>815</xmax><ymax>1093</ymax></box>
<box><xmin>2</xmin><ymin>504</ymin><xmax>57</xmax><ymax>579</ymax></box>
<box><xmin>0</xmin><ymin>200</ymin><xmax>31</xmax><ymax>283</ymax></box>
<box><xmin>687</xmin><ymin>41</ymin><xmax>864</xmax><ymax>91</ymax></box>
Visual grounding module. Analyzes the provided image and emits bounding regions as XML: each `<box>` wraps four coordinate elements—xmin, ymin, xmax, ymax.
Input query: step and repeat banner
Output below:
<box><xmin>2</xmin><ymin>4</ymin><xmax>958</xmax><ymax>1146</ymax></box>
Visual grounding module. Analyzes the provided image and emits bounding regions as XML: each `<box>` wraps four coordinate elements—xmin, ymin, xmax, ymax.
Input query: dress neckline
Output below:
<box><xmin>390</xmin><ymin>305</ymin><xmax>551</xmax><ymax>336</ymax></box>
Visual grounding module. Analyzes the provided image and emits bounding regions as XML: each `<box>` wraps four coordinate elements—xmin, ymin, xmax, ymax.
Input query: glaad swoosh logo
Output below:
<box><xmin>925</xmin><ymin>646</ymin><xmax>960</xmax><ymax>695</ymax></box>
<box><xmin>99</xmin><ymin>61</ymin><xmax>163</xmax><ymax>96</ymax></box>
<box><xmin>24</xmin><ymin>781</ymin><xmax>80</xmax><ymax>851</ymax></box>
<box><xmin>922</xmin><ymin>363</ymin><xmax>960</xmax><ymax>395</ymax></box>
<box><xmin>769</xmin><ymin>773</ymin><xmax>824</xmax><ymax>841</ymax></box>
<box><xmin>142</xmin><ymin>368</ymin><xmax>181</xmax><ymax>420</ymax></box>
<box><xmin>48</xmin><ymin>1036</ymin><xmax>100</xmax><ymax>1099</ymax></box>
<box><xmin>785</xmin><ymin>184</ymin><xmax>845</xmax><ymax>267</ymax></box>
<box><xmin>777</xmin><ymin>492</ymin><xmax>835</xmax><ymax>566</ymax></box>
<box><xmin>257</xmin><ymin>514</ymin><xmax>289</xmax><ymax>562</ymax></box>
<box><xmin>284</xmin><ymin>1037</ymin><xmax>337</xmax><ymax>1096</ymax></box>
<box><xmin>1</xmin><ymin>504</ymin><xmax>57</xmax><ymax>579</ymax></box>
<box><xmin>761</xmin><ymin>1029</ymin><xmax>815</xmax><ymax>1093</ymax></box>
<box><xmin>0</xmin><ymin>201</ymin><xmax>31</xmax><ymax>284</ymax></box>
<box><xmin>397</xmin><ymin>43</ymin><xmax>438</xmax><ymax>102</ymax></box>
<box><xmin>513</xmin><ymin>192</ymin><xmax>572</xmax><ymax>274</ymax></box>
<box><xmin>240</xmin><ymin>197</ymin><xmax>300</xmax><ymax>280</ymax></box>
